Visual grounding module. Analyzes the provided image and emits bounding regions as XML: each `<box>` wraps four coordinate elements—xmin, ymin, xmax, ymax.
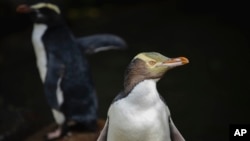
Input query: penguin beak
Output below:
<box><xmin>162</xmin><ymin>57</ymin><xmax>189</xmax><ymax>68</ymax></box>
<box><xmin>16</xmin><ymin>4</ymin><xmax>32</xmax><ymax>13</ymax></box>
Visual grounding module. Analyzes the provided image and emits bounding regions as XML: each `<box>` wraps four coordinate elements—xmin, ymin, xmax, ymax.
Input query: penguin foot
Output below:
<box><xmin>44</xmin><ymin>121</ymin><xmax>97</xmax><ymax>140</ymax></box>
<box><xmin>46</xmin><ymin>128</ymin><xmax>61</xmax><ymax>140</ymax></box>
<box><xmin>44</xmin><ymin>126</ymin><xmax>67</xmax><ymax>141</ymax></box>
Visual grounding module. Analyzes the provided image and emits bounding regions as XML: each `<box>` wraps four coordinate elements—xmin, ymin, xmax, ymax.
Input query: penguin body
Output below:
<box><xmin>109</xmin><ymin>80</ymin><xmax>170</xmax><ymax>141</ymax></box>
<box><xmin>40</xmin><ymin>19</ymin><xmax>98</xmax><ymax>127</ymax></box>
<box><xmin>97</xmin><ymin>52</ymin><xmax>188</xmax><ymax>141</ymax></box>
<box><xmin>16</xmin><ymin>2</ymin><xmax>127</xmax><ymax>139</ymax></box>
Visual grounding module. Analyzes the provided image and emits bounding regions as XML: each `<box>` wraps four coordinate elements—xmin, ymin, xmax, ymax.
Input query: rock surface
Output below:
<box><xmin>25</xmin><ymin>119</ymin><xmax>105</xmax><ymax>141</ymax></box>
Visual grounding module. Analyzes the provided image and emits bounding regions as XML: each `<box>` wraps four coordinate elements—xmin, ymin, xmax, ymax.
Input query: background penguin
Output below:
<box><xmin>16</xmin><ymin>2</ymin><xmax>127</xmax><ymax>140</ymax></box>
<box><xmin>97</xmin><ymin>52</ymin><xmax>188</xmax><ymax>141</ymax></box>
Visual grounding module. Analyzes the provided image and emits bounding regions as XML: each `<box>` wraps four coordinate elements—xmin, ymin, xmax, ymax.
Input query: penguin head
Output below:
<box><xmin>16</xmin><ymin>2</ymin><xmax>62</xmax><ymax>26</ymax></box>
<box><xmin>127</xmin><ymin>52</ymin><xmax>189</xmax><ymax>80</ymax></box>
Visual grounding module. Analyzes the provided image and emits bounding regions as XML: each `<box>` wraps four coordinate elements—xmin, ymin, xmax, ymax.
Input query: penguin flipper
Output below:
<box><xmin>169</xmin><ymin>118</ymin><xmax>185</xmax><ymax>141</ymax></box>
<box><xmin>76</xmin><ymin>34</ymin><xmax>127</xmax><ymax>54</ymax></box>
<box><xmin>44</xmin><ymin>53</ymin><xmax>65</xmax><ymax>110</ymax></box>
<box><xmin>97</xmin><ymin>118</ymin><xmax>109</xmax><ymax>141</ymax></box>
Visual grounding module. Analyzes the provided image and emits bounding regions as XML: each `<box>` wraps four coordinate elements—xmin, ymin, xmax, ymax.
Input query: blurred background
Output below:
<box><xmin>0</xmin><ymin>0</ymin><xmax>250</xmax><ymax>141</ymax></box>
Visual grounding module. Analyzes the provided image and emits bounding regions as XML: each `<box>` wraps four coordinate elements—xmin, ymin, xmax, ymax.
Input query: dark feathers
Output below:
<box><xmin>76</xmin><ymin>34</ymin><xmax>127</xmax><ymax>54</ymax></box>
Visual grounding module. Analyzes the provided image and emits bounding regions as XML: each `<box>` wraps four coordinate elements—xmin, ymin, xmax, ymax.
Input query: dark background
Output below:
<box><xmin>0</xmin><ymin>0</ymin><xmax>250</xmax><ymax>141</ymax></box>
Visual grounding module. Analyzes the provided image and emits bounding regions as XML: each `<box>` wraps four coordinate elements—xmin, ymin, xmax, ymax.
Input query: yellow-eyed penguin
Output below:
<box><xmin>97</xmin><ymin>52</ymin><xmax>188</xmax><ymax>141</ymax></box>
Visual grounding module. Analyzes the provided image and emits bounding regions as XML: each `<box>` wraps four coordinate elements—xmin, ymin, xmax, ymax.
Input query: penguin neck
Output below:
<box><xmin>125</xmin><ymin>79</ymin><xmax>160</xmax><ymax>107</ymax></box>
<box><xmin>124</xmin><ymin>74</ymin><xmax>145</xmax><ymax>95</ymax></box>
<box><xmin>32</xmin><ymin>23</ymin><xmax>47</xmax><ymax>43</ymax></box>
<box><xmin>123</xmin><ymin>74</ymin><xmax>160</xmax><ymax>95</ymax></box>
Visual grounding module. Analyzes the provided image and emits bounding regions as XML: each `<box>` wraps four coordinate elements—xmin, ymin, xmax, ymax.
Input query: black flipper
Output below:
<box><xmin>76</xmin><ymin>34</ymin><xmax>127</xmax><ymax>54</ymax></box>
<box><xmin>44</xmin><ymin>53</ymin><xmax>65</xmax><ymax>110</ymax></box>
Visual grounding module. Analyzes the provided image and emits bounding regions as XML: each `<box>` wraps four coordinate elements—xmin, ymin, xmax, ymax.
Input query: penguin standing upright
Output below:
<box><xmin>97</xmin><ymin>52</ymin><xmax>188</xmax><ymax>141</ymax></box>
<box><xmin>16</xmin><ymin>2</ymin><xmax>127</xmax><ymax>140</ymax></box>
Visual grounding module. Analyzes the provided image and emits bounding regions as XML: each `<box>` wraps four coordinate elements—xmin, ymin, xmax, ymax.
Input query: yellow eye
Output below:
<box><xmin>148</xmin><ymin>60</ymin><xmax>156</xmax><ymax>66</ymax></box>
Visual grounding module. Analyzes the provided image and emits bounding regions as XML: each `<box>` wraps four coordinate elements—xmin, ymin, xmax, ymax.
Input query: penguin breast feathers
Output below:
<box><xmin>108</xmin><ymin>79</ymin><xmax>171</xmax><ymax>141</ymax></box>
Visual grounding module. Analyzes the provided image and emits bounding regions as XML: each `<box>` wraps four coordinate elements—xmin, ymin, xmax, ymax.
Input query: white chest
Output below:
<box><xmin>32</xmin><ymin>24</ymin><xmax>65</xmax><ymax>123</ymax></box>
<box><xmin>108</xmin><ymin>80</ymin><xmax>171</xmax><ymax>141</ymax></box>
<box><xmin>32</xmin><ymin>23</ymin><xmax>48</xmax><ymax>82</ymax></box>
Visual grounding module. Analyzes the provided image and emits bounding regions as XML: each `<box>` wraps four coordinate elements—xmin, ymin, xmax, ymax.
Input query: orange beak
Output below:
<box><xmin>16</xmin><ymin>4</ymin><xmax>32</xmax><ymax>13</ymax></box>
<box><xmin>162</xmin><ymin>57</ymin><xmax>189</xmax><ymax>68</ymax></box>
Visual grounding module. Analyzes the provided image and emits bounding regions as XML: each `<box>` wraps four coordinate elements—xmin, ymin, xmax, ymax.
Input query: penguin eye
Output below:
<box><xmin>148</xmin><ymin>60</ymin><xmax>156</xmax><ymax>66</ymax></box>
